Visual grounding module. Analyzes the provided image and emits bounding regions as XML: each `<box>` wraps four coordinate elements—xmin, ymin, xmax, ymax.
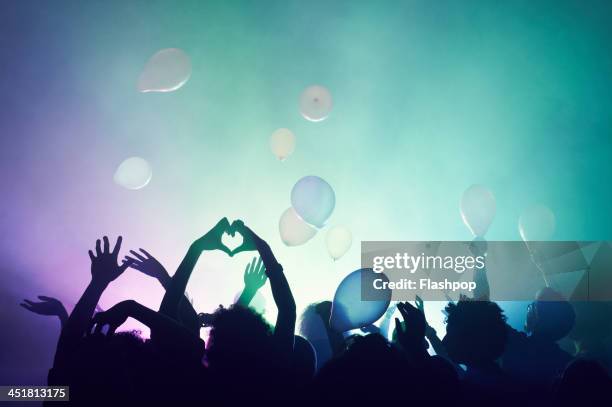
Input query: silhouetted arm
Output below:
<box><xmin>20</xmin><ymin>296</ymin><xmax>68</xmax><ymax>329</ymax></box>
<box><xmin>159</xmin><ymin>218</ymin><xmax>231</xmax><ymax>321</ymax></box>
<box><xmin>91</xmin><ymin>300</ymin><xmax>204</xmax><ymax>361</ymax></box>
<box><xmin>394</xmin><ymin>302</ymin><xmax>429</xmax><ymax>362</ymax></box>
<box><xmin>54</xmin><ymin>236</ymin><xmax>131</xmax><ymax>368</ymax></box>
<box><xmin>124</xmin><ymin>248</ymin><xmax>200</xmax><ymax>335</ymax></box>
<box><xmin>232</xmin><ymin>221</ymin><xmax>296</xmax><ymax>354</ymax></box>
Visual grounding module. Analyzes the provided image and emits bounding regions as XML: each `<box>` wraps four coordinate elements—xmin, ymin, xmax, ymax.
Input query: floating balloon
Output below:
<box><xmin>137</xmin><ymin>48</ymin><xmax>192</xmax><ymax>93</ymax></box>
<box><xmin>114</xmin><ymin>157</ymin><xmax>152</xmax><ymax>190</ymax></box>
<box><xmin>270</xmin><ymin>128</ymin><xmax>296</xmax><ymax>161</ymax></box>
<box><xmin>519</xmin><ymin>204</ymin><xmax>556</xmax><ymax>241</ymax></box>
<box><xmin>233</xmin><ymin>290</ymin><xmax>266</xmax><ymax>314</ymax></box>
<box><xmin>460</xmin><ymin>184</ymin><xmax>496</xmax><ymax>237</ymax></box>
<box><xmin>279</xmin><ymin>207</ymin><xmax>317</xmax><ymax>246</ymax></box>
<box><xmin>326</xmin><ymin>226</ymin><xmax>352</xmax><ymax>260</ymax></box>
<box><xmin>330</xmin><ymin>268</ymin><xmax>391</xmax><ymax>332</ymax></box>
<box><xmin>291</xmin><ymin>176</ymin><xmax>335</xmax><ymax>228</ymax></box>
<box><xmin>299</xmin><ymin>85</ymin><xmax>333</xmax><ymax>122</ymax></box>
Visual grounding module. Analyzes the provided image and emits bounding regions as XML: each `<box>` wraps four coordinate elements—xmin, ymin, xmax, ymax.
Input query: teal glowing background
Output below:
<box><xmin>1</xmin><ymin>0</ymin><xmax>612</xmax><ymax>345</ymax></box>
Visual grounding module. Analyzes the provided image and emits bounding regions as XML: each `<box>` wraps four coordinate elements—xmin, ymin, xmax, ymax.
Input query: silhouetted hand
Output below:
<box><xmin>88</xmin><ymin>236</ymin><xmax>131</xmax><ymax>287</ymax></box>
<box><xmin>244</xmin><ymin>257</ymin><xmax>267</xmax><ymax>292</ymax></box>
<box><xmin>191</xmin><ymin>217</ymin><xmax>233</xmax><ymax>255</ymax></box>
<box><xmin>88</xmin><ymin>300</ymin><xmax>134</xmax><ymax>335</ymax></box>
<box><xmin>394</xmin><ymin>301</ymin><xmax>426</xmax><ymax>351</ymax></box>
<box><xmin>124</xmin><ymin>248</ymin><xmax>170</xmax><ymax>283</ymax></box>
<box><xmin>20</xmin><ymin>296</ymin><xmax>68</xmax><ymax>320</ymax></box>
<box><xmin>227</xmin><ymin>220</ymin><xmax>261</xmax><ymax>256</ymax></box>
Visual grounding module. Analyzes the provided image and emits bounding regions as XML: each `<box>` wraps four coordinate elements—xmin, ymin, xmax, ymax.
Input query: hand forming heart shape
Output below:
<box><xmin>194</xmin><ymin>218</ymin><xmax>259</xmax><ymax>257</ymax></box>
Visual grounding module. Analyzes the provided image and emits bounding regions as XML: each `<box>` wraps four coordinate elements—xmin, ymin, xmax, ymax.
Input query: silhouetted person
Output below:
<box><xmin>553</xmin><ymin>359</ymin><xmax>612</xmax><ymax>405</ymax></box>
<box><xmin>502</xmin><ymin>287</ymin><xmax>576</xmax><ymax>394</ymax></box>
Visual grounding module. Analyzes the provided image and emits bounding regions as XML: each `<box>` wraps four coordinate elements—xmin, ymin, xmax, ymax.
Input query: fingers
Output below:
<box><xmin>394</xmin><ymin>317</ymin><xmax>403</xmax><ymax>336</ymax></box>
<box><xmin>112</xmin><ymin>236</ymin><xmax>123</xmax><ymax>256</ymax></box>
<box><xmin>129</xmin><ymin>250</ymin><xmax>146</xmax><ymax>262</ymax></box>
<box><xmin>95</xmin><ymin>239</ymin><xmax>102</xmax><ymax>256</ymax></box>
<box><xmin>20</xmin><ymin>303</ymin><xmax>33</xmax><ymax>311</ymax></box>
<box><xmin>255</xmin><ymin>257</ymin><xmax>264</xmax><ymax>272</ymax></box>
<box><xmin>139</xmin><ymin>248</ymin><xmax>153</xmax><ymax>259</ymax></box>
<box><xmin>123</xmin><ymin>256</ymin><xmax>140</xmax><ymax>267</ymax></box>
<box><xmin>103</xmin><ymin>236</ymin><xmax>110</xmax><ymax>254</ymax></box>
<box><xmin>249</xmin><ymin>257</ymin><xmax>257</xmax><ymax>273</ymax></box>
<box><xmin>397</xmin><ymin>302</ymin><xmax>410</xmax><ymax>322</ymax></box>
<box><xmin>38</xmin><ymin>295</ymin><xmax>54</xmax><ymax>301</ymax></box>
<box><xmin>119</xmin><ymin>260</ymin><xmax>132</xmax><ymax>273</ymax></box>
<box><xmin>23</xmin><ymin>299</ymin><xmax>36</xmax><ymax>306</ymax></box>
<box><xmin>89</xmin><ymin>250</ymin><xmax>95</xmax><ymax>261</ymax></box>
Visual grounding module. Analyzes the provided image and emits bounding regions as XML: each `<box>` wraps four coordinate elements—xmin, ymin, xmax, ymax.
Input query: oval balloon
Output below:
<box><xmin>114</xmin><ymin>157</ymin><xmax>152</xmax><ymax>190</ymax></box>
<box><xmin>291</xmin><ymin>176</ymin><xmax>335</xmax><ymax>228</ymax></box>
<box><xmin>137</xmin><ymin>48</ymin><xmax>192</xmax><ymax>93</ymax></box>
<box><xmin>326</xmin><ymin>226</ymin><xmax>352</xmax><ymax>260</ymax></box>
<box><xmin>279</xmin><ymin>207</ymin><xmax>317</xmax><ymax>246</ymax></box>
<box><xmin>299</xmin><ymin>85</ymin><xmax>333</xmax><ymax>122</ymax></box>
<box><xmin>519</xmin><ymin>204</ymin><xmax>556</xmax><ymax>241</ymax></box>
<box><xmin>460</xmin><ymin>184</ymin><xmax>496</xmax><ymax>237</ymax></box>
<box><xmin>330</xmin><ymin>268</ymin><xmax>391</xmax><ymax>332</ymax></box>
<box><xmin>270</xmin><ymin>128</ymin><xmax>296</xmax><ymax>161</ymax></box>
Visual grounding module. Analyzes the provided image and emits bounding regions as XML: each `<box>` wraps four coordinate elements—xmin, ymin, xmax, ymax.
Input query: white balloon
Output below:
<box><xmin>519</xmin><ymin>204</ymin><xmax>556</xmax><ymax>241</ymax></box>
<box><xmin>291</xmin><ymin>176</ymin><xmax>336</xmax><ymax>228</ymax></box>
<box><xmin>270</xmin><ymin>128</ymin><xmax>296</xmax><ymax>161</ymax></box>
<box><xmin>137</xmin><ymin>48</ymin><xmax>192</xmax><ymax>93</ymax></box>
<box><xmin>299</xmin><ymin>85</ymin><xmax>332</xmax><ymax>122</ymax></box>
<box><xmin>114</xmin><ymin>157</ymin><xmax>152</xmax><ymax>190</ymax></box>
<box><xmin>279</xmin><ymin>207</ymin><xmax>317</xmax><ymax>246</ymax></box>
<box><xmin>460</xmin><ymin>184</ymin><xmax>496</xmax><ymax>237</ymax></box>
<box><xmin>326</xmin><ymin>226</ymin><xmax>352</xmax><ymax>260</ymax></box>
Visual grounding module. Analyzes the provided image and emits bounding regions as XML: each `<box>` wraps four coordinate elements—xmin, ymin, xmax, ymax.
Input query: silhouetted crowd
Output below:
<box><xmin>20</xmin><ymin>219</ymin><xmax>612</xmax><ymax>406</ymax></box>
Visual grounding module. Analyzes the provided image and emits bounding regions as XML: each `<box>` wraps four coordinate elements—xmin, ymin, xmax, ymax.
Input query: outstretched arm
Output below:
<box><xmin>159</xmin><ymin>218</ymin><xmax>231</xmax><ymax>321</ymax></box>
<box><xmin>54</xmin><ymin>236</ymin><xmax>131</xmax><ymax>368</ymax></box>
<box><xmin>21</xmin><ymin>296</ymin><xmax>69</xmax><ymax>329</ymax></box>
<box><xmin>232</xmin><ymin>220</ymin><xmax>296</xmax><ymax>354</ymax></box>
<box><xmin>124</xmin><ymin>248</ymin><xmax>200</xmax><ymax>335</ymax></box>
<box><xmin>90</xmin><ymin>300</ymin><xmax>204</xmax><ymax>361</ymax></box>
<box><xmin>236</xmin><ymin>257</ymin><xmax>267</xmax><ymax>308</ymax></box>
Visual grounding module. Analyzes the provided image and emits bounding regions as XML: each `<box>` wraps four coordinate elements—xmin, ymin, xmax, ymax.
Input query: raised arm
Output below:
<box><xmin>159</xmin><ymin>218</ymin><xmax>231</xmax><ymax>321</ymax></box>
<box><xmin>90</xmin><ymin>300</ymin><xmax>204</xmax><ymax>361</ymax></box>
<box><xmin>54</xmin><ymin>236</ymin><xmax>131</xmax><ymax>367</ymax></box>
<box><xmin>124</xmin><ymin>248</ymin><xmax>200</xmax><ymax>335</ymax></box>
<box><xmin>231</xmin><ymin>220</ymin><xmax>296</xmax><ymax>354</ymax></box>
<box><xmin>20</xmin><ymin>296</ymin><xmax>69</xmax><ymax>329</ymax></box>
<box><xmin>236</xmin><ymin>257</ymin><xmax>267</xmax><ymax>308</ymax></box>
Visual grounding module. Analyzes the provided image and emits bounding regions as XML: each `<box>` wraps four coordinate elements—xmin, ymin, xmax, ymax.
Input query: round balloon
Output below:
<box><xmin>279</xmin><ymin>207</ymin><xmax>317</xmax><ymax>246</ymax></box>
<box><xmin>137</xmin><ymin>48</ymin><xmax>192</xmax><ymax>93</ymax></box>
<box><xmin>329</xmin><ymin>268</ymin><xmax>391</xmax><ymax>332</ymax></box>
<box><xmin>291</xmin><ymin>176</ymin><xmax>335</xmax><ymax>228</ymax></box>
<box><xmin>114</xmin><ymin>157</ymin><xmax>152</xmax><ymax>190</ymax></box>
<box><xmin>519</xmin><ymin>204</ymin><xmax>556</xmax><ymax>241</ymax></box>
<box><xmin>270</xmin><ymin>128</ymin><xmax>296</xmax><ymax>161</ymax></box>
<box><xmin>299</xmin><ymin>85</ymin><xmax>333</xmax><ymax>122</ymax></box>
<box><xmin>460</xmin><ymin>184</ymin><xmax>496</xmax><ymax>237</ymax></box>
<box><xmin>326</xmin><ymin>226</ymin><xmax>352</xmax><ymax>260</ymax></box>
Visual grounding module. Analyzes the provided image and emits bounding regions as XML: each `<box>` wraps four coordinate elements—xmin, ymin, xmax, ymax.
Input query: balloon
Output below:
<box><xmin>279</xmin><ymin>207</ymin><xmax>317</xmax><ymax>246</ymax></box>
<box><xmin>460</xmin><ymin>184</ymin><xmax>496</xmax><ymax>237</ymax></box>
<box><xmin>291</xmin><ymin>176</ymin><xmax>335</xmax><ymax>228</ymax></box>
<box><xmin>299</xmin><ymin>85</ymin><xmax>332</xmax><ymax>122</ymax></box>
<box><xmin>330</xmin><ymin>268</ymin><xmax>391</xmax><ymax>332</ymax></box>
<box><xmin>270</xmin><ymin>128</ymin><xmax>296</xmax><ymax>161</ymax></box>
<box><xmin>519</xmin><ymin>204</ymin><xmax>556</xmax><ymax>241</ymax></box>
<box><xmin>233</xmin><ymin>290</ymin><xmax>266</xmax><ymax>314</ymax></box>
<box><xmin>326</xmin><ymin>226</ymin><xmax>352</xmax><ymax>260</ymax></box>
<box><xmin>137</xmin><ymin>48</ymin><xmax>192</xmax><ymax>93</ymax></box>
<box><xmin>114</xmin><ymin>157</ymin><xmax>152</xmax><ymax>190</ymax></box>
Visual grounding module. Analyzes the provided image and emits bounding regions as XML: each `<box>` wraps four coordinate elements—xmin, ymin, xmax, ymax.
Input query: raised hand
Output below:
<box><xmin>124</xmin><ymin>248</ymin><xmax>170</xmax><ymax>283</ymax></box>
<box><xmin>191</xmin><ymin>217</ymin><xmax>232</xmax><ymax>255</ymax></box>
<box><xmin>20</xmin><ymin>296</ymin><xmax>68</xmax><ymax>328</ymax></box>
<box><xmin>88</xmin><ymin>300</ymin><xmax>133</xmax><ymax>335</ymax></box>
<box><xmin>88</xmin><ymin>236</ymin><xmax>131</xmax><ymax>287</ymax></box>
<box><xmin>227</xmin><ymin>220</ymin><xmax>261</xmax><ymax>256</ymax></box>
<box><xmin>244</xmin><ymin>257</ymin><xmax>267</xmax><ymax>292</ymax></box>
<box><xmin>236</xmin><ymin>257</ymin><xmax>267</xmax><ymax>308</ymax></box>
<box><xmin>394</xmin><ymin>301</ymin><xmax>427</xmax><ymax>356</ymax></box>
